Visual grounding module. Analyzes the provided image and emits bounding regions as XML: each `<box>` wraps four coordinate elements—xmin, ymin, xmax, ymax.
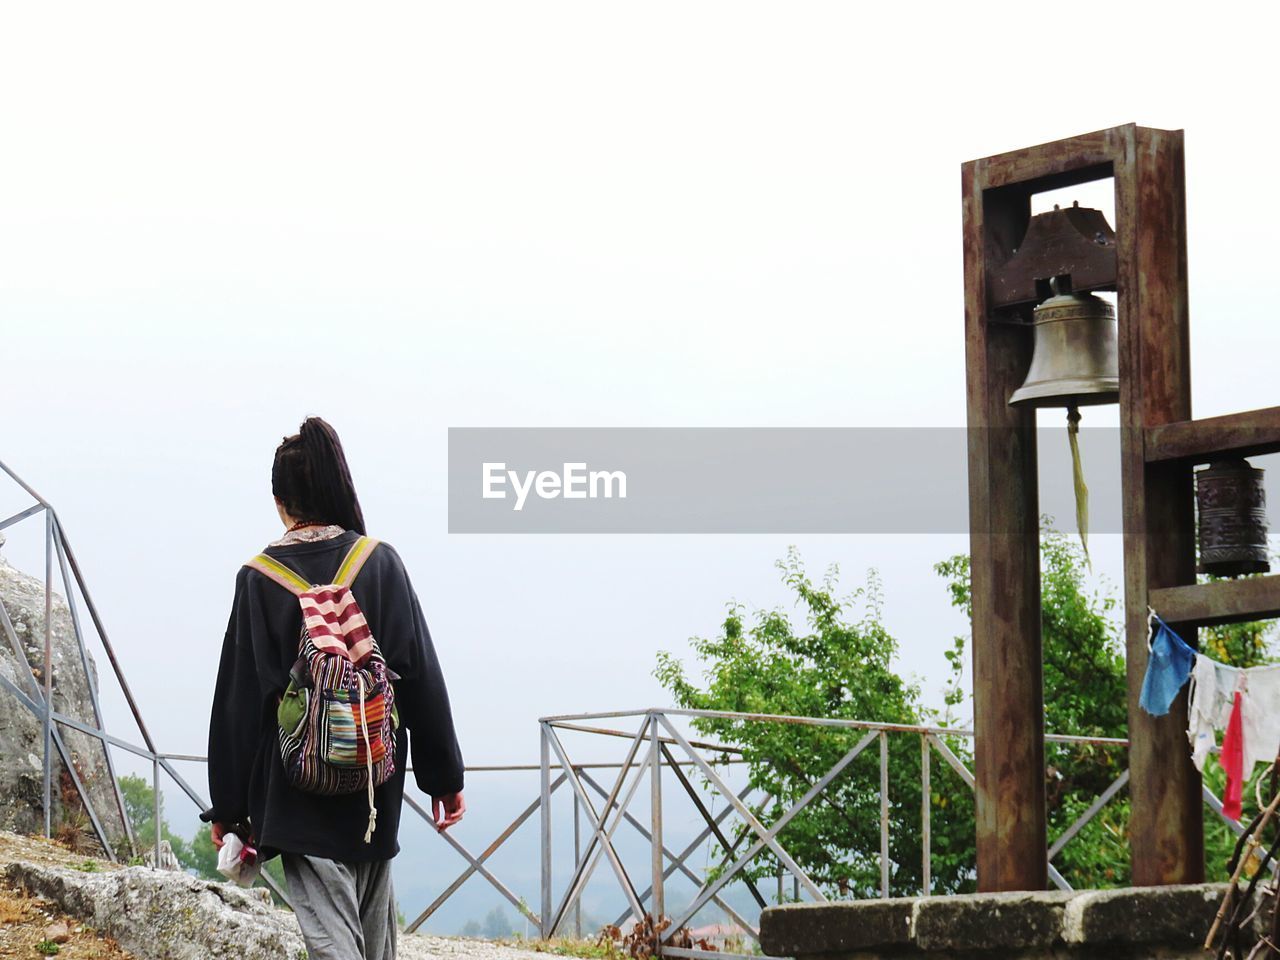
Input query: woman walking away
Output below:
<box><xmin>201</xmin><ymin>416</ymin><xmax>466</xmax><ymax>960</ymax></box>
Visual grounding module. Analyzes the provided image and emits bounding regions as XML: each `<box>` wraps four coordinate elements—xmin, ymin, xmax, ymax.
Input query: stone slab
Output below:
<box><xmin>1062</xmin><ymin>883</ymin><xmax>1227</xmax><ymax>947</ymax></box>
<box><xmin>759</xmin><ymin>883</ymin><xmax>1243</xmax><ymax>958</ymax></box>
<box><xmin>912</xmin><ymin>890</ymin><xmax>1077</xmax><ymax>951</ymax></box>
<box><xmin>761</xmin><ymin>898</ymin><xmax>915</xmax><ymax>957</ymax></box>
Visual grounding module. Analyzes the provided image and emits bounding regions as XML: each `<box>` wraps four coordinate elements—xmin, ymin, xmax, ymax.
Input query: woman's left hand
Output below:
<box><xmin>432</xmin><ymin>791</ymin><xmax>465</xmax><ymax>830</ymax></box>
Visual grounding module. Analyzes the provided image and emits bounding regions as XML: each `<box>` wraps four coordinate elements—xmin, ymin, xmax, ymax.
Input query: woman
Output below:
<box><xmin>202</xmin><ymin>416</ymin><xmax>466</xmax><ymax>960</ymax></box>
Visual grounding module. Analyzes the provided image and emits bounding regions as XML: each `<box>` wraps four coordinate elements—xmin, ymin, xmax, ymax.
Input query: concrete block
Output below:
<box><xmin>911</xmin><ymin>890</ymin><xmax>1077</xmax><ymax>952</ymax></box>
<box><xmin>760</xmin><ymin>898</ymin><xmax>915</xmax><ymax>957</ymax></box>
<box><xmin>1062</xmin><ymin>883</ymin><xmax>1228</xmax><ymax>946</ymax></box>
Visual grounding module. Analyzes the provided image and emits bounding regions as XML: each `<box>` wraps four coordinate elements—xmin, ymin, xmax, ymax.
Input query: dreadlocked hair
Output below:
<box><xmin>271</xmin><ymin>416</ymin><xmax>368</xmax><ymax>535</ymax></box>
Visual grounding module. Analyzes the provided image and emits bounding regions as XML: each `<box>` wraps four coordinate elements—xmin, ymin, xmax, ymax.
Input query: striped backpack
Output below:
<box><xmin>245</xmin><ymin>535</ymin><xmax>398</xmax><ymax>843</ymax></box>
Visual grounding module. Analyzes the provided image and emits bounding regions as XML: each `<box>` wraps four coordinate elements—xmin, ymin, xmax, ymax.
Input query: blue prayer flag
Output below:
<box><xmin>1139</xmin><ymin>617</ymin><xmax>1196</xmax><ymax>717</ymax></box>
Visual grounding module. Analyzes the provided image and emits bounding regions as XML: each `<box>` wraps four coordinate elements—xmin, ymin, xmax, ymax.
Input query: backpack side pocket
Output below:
<box><xmin>278</xmin><ymin>679</ymin><xmax>309</xmax><ymax>741</ymax></box>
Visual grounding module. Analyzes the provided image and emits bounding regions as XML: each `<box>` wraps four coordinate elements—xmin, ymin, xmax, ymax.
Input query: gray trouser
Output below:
<box><xmin>282</xmin><ymin>852</ymin><xmax>397</xmax><ymax>960</ymax></box>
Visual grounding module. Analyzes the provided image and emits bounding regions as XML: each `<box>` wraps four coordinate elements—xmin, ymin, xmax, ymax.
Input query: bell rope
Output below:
<box><xmin>1066</xmin><ymin>404</ymin><xmax>1090</xmax><ymax>567</ymax></box>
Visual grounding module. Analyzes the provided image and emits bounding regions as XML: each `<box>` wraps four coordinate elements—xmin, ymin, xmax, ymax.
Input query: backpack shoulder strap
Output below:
<box><xmin>334</xmin><ymin>536</ymin><xmax>380</xmax><ymax>588</ymax></box>
<box><xmin>245</xmin><ymin>553</ymin><xmax>312</xmax><ymax>596</ymax></box>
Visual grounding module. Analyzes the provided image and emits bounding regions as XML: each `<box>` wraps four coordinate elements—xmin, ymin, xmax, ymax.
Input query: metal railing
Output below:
<box><xmin>0</xmin><ymin>458</ymin><xmax>298</xmax><ymax>900</ymax></box>
<box><xmin>528</xmin><ymin>708</ymin><xmax>1248</xmax><ymax>960</ymax></box>
<box><xmin>0</xmin><ymin>458</ymin><xmax>1254</xmax><ymax>958</ymax></box>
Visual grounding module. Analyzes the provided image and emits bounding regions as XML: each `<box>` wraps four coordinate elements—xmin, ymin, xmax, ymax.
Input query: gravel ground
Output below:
<box><xmin>399</xmin><ymin>934</ymin><xmax>562</xmax><ymax>960</ymax></box>
<box><xmin>0</xmin><ymin>876</ymin><xmax>136</xmax><ymax>959</ymax></box>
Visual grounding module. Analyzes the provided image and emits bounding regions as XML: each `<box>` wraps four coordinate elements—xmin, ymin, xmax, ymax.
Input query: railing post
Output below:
<box><xmin>921</xmin><ymin>733</ymin><xmax>931</xmax><ymax>897</ymax></box>
<box><xmin>573</xmin><ymin>786</ymin><xmax>582</xmax><ymax>938</ymax></box>
<box><xmin>650</xmin><ymin>712</ymin><xmax>664</xmax><ymax>939</ymax></box>
<box><xmin>540</xmin><ymin>721</ymin><xmax>552</xmax><ymax>939</ymax></box>
<box><xmin>43</xmin><ymin>509</ymin><xmax>53</xmax><ymax>839</ymax></box>
<box><xmin>53</xmin><ymin>518</ymin><xmax>136</xmax><ymax>855</ymax></box>
<box><xmin>879</xmin><ymin>731</ymin><xmax>889</xmax><ymax>899</ymax></box>
<box><xmin>152</xmin><ymin>753</ymin><xmax>161</xmax><ymax>869</ymax></box>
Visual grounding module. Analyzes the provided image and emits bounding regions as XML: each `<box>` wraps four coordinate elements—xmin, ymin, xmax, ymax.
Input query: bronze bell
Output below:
<box><xmin>1009</xmin><ymin>281</ymin><xmax>1119</xmax><ymax>408</ymax></box>
<box><xmin>1197</xmin><ymin>458</ymin><xmax>1270</xmax><ymax>577</ymax></box>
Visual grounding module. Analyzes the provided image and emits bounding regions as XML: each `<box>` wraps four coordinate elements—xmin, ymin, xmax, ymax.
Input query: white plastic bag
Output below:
<box><xmin>216</xmin><ymin>833</ymin><xmax>263</xmax><ymax>888</ymax></box>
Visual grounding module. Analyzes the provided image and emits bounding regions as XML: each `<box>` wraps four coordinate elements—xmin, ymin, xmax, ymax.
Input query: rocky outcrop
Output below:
<box><xmin>0</xmin><ymin>532</ymin><xmax>129</xmax><ymax>852</ymax></box>
<box><xmin>7</xmin><ymin>860</ymin><xmax>305</xmax><ymax>960</ymax></box>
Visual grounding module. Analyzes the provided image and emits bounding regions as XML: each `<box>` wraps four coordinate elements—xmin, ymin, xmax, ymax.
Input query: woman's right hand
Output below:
<box><xmin>210</xmin><ymin>821</ymin><xmax>229</xmax><ymax>849</ymax></box>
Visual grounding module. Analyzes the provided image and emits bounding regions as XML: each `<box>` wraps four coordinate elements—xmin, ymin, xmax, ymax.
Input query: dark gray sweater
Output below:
<box><xmin>201</xmin><ymin>530</ymin><xmax>464</xmax><ymax>862</ymax></box>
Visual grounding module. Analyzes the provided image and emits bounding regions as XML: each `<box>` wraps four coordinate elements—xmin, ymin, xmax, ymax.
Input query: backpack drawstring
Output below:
<box><xmin>357</xmin><ymin>672</ymin><xmax>378</xmax><ymax>843</ymax></box>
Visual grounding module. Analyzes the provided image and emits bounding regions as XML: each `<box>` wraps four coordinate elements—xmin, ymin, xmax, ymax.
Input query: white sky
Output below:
<box><xmin>1</xmin><ymin>0</ymin><xmax>1277</xmax><ymax>932</ymax></box>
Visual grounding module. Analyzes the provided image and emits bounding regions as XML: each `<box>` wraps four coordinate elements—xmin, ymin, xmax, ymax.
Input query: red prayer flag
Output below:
<box><xmin>1222</xmin><ymin>691</ymin><xmax>1246</xmax><ymax>821</ymax></box>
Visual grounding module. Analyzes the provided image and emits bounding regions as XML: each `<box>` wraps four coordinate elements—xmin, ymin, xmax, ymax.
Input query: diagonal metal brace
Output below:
<box><xmin>657</xmin><ymin>714</ymin><xmax>828</xmax><ymax>902</ymax></box>
<box><xmin>660</xmin><ymin>726</ymin><xmax>879</xmax><ymax>940</ymax></box>
<box><xmin>403</xmin><ymin>791</ymin><xmax>541</xmax><ymax>930</ymax></box>
<box><xmin>404</xmin><ymin>774</ymin><xmax>566</xmax><ymax>933</ymax></box>
<box><xmin>578</xmin><ymin>768</ymin><xmax>760</xmax><ymax>938</ymax></box>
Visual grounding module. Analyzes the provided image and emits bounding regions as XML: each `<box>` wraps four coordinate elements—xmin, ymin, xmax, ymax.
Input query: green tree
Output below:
<box><xmin>654</xmin><ymin>548</ymin><xmax>974</xmax><ymax>898</ymax></box>
<box><xmin>481</xmin><ymin>906</ymin><xmax>515</xmax><ymax>939</ymax></box>
<box><xmin>117</xmin><ymin>773</ymin><xmax>194</xmax><ymax>865</ymax></box>
<box><xmin>657</xmin><ymin>523</ymin><xmax>1280</xmax><ymax>898</ymax></box>
<box><xmin>939</xmin><ymin>532</ymin><xmax>1280</xmax><ymax>887</ymax></box>
<box><xmin>935</xmin><ymin>523</ymin><xmax>1130</xmax><ymax>887</ymax></box>
<box><xmin>1200</xmin><ymin>571</ymin><xmax>1278</xmax><ymax>669</ymax></box>
<box><xmin>654</xmin><ymin>521</ymin><xmax>1267</xmax><ymax>897</ymax></box>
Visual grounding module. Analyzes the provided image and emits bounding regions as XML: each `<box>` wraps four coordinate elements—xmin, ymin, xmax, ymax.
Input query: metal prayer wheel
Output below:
<box><xmin>1197</xmin><ymin>458</ymin><xmax>1270</xmax><ymax>576</ymax></box>
<box><xmin>1009</xmin><ymin>284</ymin><xmax>1120</xmax><ymax>408</ymax></box>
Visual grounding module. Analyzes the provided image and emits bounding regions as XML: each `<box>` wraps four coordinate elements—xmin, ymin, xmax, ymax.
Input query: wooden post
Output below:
<box><xmin>962</xmin><ymin>156</ymin><xmax>1045</xmax><ymax>893</ymax></box>
<box><xmin>1114</xmin><ymin>127</ymin><xmax>1203</xmax><ymax>884</ymax></box>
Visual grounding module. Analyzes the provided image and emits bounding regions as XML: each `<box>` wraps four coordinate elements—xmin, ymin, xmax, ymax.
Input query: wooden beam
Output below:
<box><xmin>1145</xmin><ymin>406</ymin><xmax>1280</xmax><ymax>463</ymax></box>
<box><xmin>1150</xmin><ymin>576</ymin><xmax>1280</xmax><ymax>627</ymax></box>
<box><xmin>967</xmin><ymin>124</ymin><xmax>1127</xmax><ymax>190</ymax></box>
